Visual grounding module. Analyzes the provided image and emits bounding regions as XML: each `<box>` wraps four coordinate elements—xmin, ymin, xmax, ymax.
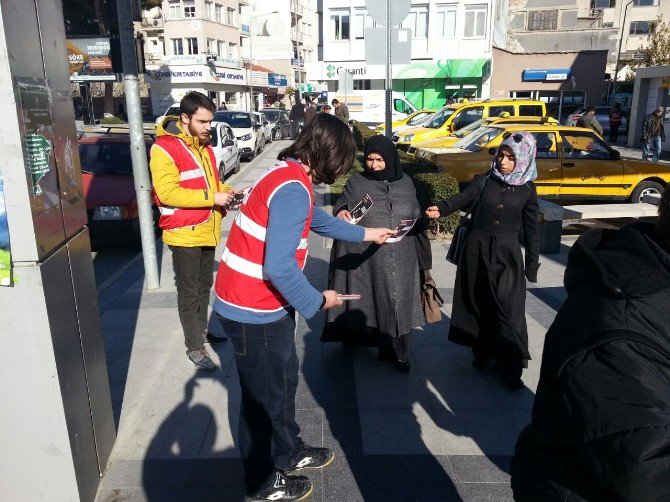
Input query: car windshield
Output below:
<box><xmin>164</xmin><ymin>105</ymin><xmax>180</xmax><ymax>116</ymax></box>
<box><xmin>79</xmin><ymin>142</ymin><xmax>136</xmax><ymax>175</ymax></box>
<box><xmin>453</xmin><ymin>118</ymin><xmax>486</xmax><ymax>137</ymax></box>
<box><xmin>213</xmin><ymin>112</ymin><xmax>252</xmax><ymax>128</ymax></box>
<box><xmin>453</xmin><ymin>127</ymin><xmax>503</xmax><ymax>152</ymax></box>
<box><xmin>261</xmin><ymin>110</ymin><xmax>281</xmax><ymax>121</ymax></box>
<box><xmin>424</xmin><ymin>107</ymin><xmax>455</xmax><ymax>129</ymax></box>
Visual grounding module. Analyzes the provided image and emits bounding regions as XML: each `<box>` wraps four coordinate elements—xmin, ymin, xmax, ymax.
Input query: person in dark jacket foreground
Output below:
<box><xmin>511</xmin><ymin>186</ymin><xmax>670</xmax><ymax>501</ymax></box>
<box><xmin>322</xmin><ymin>134</ymin><xmax>432</xmax><ymax>373</ymax></box>
<box><xmin>426</xmin><ymin>131</ymin><xmax>540</xmax><ymax>389</ymax></box>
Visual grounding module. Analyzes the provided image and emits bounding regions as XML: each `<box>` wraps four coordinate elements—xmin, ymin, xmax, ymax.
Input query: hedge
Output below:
<box><xmin>329</xmin><ymin>121</ymin><xmax>460</xmax><ymax>236</ymax></box>
<box><xmin>99</xmin><ymin>115</ymin><xmax>125</xmax><ymax>124</ymax></box>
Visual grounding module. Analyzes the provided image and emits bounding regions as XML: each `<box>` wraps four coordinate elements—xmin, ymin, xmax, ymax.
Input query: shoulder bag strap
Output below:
<box><xmin>460</xmin><ymin>174</ymin><xmax>489</xmax><ymax>223</ymax></box>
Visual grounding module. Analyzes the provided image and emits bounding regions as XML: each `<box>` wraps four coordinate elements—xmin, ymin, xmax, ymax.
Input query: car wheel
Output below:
<box><xmin>631</xmin><ymin>180</ymin><xmax>664</xmax><ymax>203</ymax></box>
<box><xmin>233</xmin><ymin>154</ymin><xmax>241</xmax><ymax>174</ymax></box>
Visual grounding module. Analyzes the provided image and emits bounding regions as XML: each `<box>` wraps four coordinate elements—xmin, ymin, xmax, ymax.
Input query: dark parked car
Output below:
<box><xmin>78</xmin><ymin>135</ymin><xmax>157</xmax><ymax>243</ymax></box>
<box><xmin>259</xmin><ymin>109</ymin><xmax>291</xmax><ymax>140</ymax></box>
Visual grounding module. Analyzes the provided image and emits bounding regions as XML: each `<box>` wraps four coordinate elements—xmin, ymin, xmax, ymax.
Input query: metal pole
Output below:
<box><xmin>116</xmin><ymin>0</ymin><xmax>160</xmax><ymax>289</ymax></box>
<box><xmin>384</xmin><ymin>0</ymin><xmax>392</xmax><ymax>138</ymax></box>
<box><xmin>248</xmin><ymin>26</ymin><xmax>253</xmax><ymax>112</ymax></box>
<box><xmin>614</xmin><ymin>0</ymin><xmax>633</xmax><ymax>96</ymax></box>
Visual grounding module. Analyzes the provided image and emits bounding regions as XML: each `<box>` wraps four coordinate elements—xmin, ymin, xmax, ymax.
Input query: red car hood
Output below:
<box><xmin>81</xmin><ymin>173</ymin><xmax>136</xmax><ymax>209</ymax></box>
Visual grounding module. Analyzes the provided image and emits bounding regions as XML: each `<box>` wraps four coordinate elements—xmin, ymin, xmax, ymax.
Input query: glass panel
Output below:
<box><xmin>532</xmin><ymin>132</ymin><xmax>558</xmax><ymax>159</ymax></box>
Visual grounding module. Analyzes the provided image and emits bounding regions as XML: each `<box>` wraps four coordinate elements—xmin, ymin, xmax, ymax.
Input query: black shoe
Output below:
<box><xmin>282</xmin><ymin>445</ymin><xmax>335</xmax><ymax>473</ymax></box>
<box><xmin>246</xmin><ymin>472</ymin><xmax>313</xmax><ymax>501</ymax></box>
<box><xmin>204</xmin><ymin>330</ymin><xmax>227</xmax><ymax>344</ymax></box>
<box><xmin>395</xmin><ymin>359</ymin><xmax>411</xmax><ymax>374</ymax></box>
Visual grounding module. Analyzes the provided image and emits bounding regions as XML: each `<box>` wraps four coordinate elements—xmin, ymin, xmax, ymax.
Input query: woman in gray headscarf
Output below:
<box><xmin>321</xmin><ymin>135</ymin><xmax>432</xmax><ymax>373</ymax></box>
<box><xmin>426</xmin><ymin>131</ymin><xmax>540</xmax><ymax>388</ymax></box>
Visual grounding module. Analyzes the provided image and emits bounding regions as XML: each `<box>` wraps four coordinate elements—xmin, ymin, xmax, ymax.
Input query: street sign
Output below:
<box><xmin>366</xmin><ymin>0</ymin><xmax>411</xmax><ymax>27</ymax></box>
<box><xmin>365</xmin><ymin>27</ymin><xmax>411</xmax><ymax>65</ymax></box>
<box><xmin>338</xmin><ymin>71</ymin><xmax>354</xmax><ymax>95</ymax></box>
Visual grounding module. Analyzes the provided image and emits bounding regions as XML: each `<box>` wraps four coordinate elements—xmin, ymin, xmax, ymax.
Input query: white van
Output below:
<box><xmin>155</xmin><ymin>103</ymin><xmax>180</xmax><ymax>127</ymax></box>
<box><xmin>210</xmin><ymin>121</ymin><xmax>241</xmax><ymax>178</ymax></box>
<box><xmin>328</xmin><ymin>91</ymin><xmax>417</xmax><ymax>125</ymax></box>
<box><xmin>213</xmin><ymin>110</ymin><xmax>264</xmax><ymax>160</ymax></box>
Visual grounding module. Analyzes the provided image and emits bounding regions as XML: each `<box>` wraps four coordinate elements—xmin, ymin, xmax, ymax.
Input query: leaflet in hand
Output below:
<box><xmin>386</xmin><ymin>219</ymin><xmax>417</xmax><ymax>243</ymax></box>
<box><xmin>348</xmin><ymin>194</ymin><xmax>373</xmax><ymax>224</ymax></box>
<box><xmin>229</xmin><ymin>186</ymin><xmax>251</xmax><ymax>209</ymax></box>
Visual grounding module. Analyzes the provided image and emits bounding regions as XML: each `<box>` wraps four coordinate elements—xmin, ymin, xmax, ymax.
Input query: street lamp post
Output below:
<box><xmin>247</xmin><ymin>10</ymin><xmax>279</xmax><ymax>112</ymax></box>
<box><xmin>614</xmin><ymin>0</ymin><xmax>635</xmax><ymax>96</ymax></box>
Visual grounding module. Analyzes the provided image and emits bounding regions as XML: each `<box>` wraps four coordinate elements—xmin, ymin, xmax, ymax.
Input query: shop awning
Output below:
<box><xmin>395</xmin><ymin>59</ymin><xmax>490</xmax><ymax>79</ymax></box>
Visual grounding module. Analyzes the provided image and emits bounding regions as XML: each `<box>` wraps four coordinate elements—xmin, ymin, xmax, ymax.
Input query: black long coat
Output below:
<box><xmin>512</xmin><ymin>222</ymin><xmax>670</xmax><ymax>501</ymax></box>
<box><xmin>322</xmin><ymin>173</ymin><xmax>431</xmax><ymax>342</ymax></box>
<box><xmin>436</xmin><ymin>174</ymin><xmax>539</xmax><ymax>366</ymax></box>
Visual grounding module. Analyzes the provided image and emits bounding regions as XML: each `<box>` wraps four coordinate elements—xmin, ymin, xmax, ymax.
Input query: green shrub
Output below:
<box><xmin>329</xmin><ymin>156</ymin><xmax>364</xmax><ymax>205</ymax></box>
<box><xmin>351</xmin><ymin>121</ymin><xmax>376</xmax><ymax>151</ymax></box>
<box><xmin>412</xmin><ymin>172</ymin><xmax>460</xmax><ymax>236</ymax></box>
<box><xmin>99</xmin><ymin>115</ymin><xmax>125</xmax><ymax>124</ymax></box>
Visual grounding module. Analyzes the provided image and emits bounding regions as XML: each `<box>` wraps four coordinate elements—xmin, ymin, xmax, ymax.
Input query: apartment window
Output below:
<box><xmin>172</xmin><ymin>38</ymin><xmax>183</xmax><ymax>55</ymax></box>
<box><xmin>401</xmin><ymin>5</ymin><xmax>428</xmax><ymax>38</ymax></box>
<box><xmin>528</xmin><ymin>10</ymin><xmax>558</xmax><ymax>31</ymax></box>
<box><xmin>633</xmin><ymin>0</ymin><xmax>659</xmax><ymax>5</ymax></box>
<box><xmin>353</xmin><ymin>8</ymin><xmax>366</xmax><ymax>39</ymax></box>
<box><xmin>183</xmin><ymin>0</ymin><xmax>195</xmax><ymax>18</ymax></box>
<box><xmin>593</xmin><ymin>0</ymin><xmax>615</xmax><ymax>7</ymax></box>
<box><xmin>217</xmin><ymin>40</ymin><xmax>225</xmax><ymax>57</ymax></box>
<box><xmin>186</xmin><ymin>37</ymin><xmax>198</xmax><ymax>55</ymax></box>
<box><xmin>205</xmin><ymin>1</ymin><xmax>214</xmax><ymax>20</ymax></box>
<box><xmin>215</xmin><ymin>4</ymin><xmax>223</xmax><ymax>23</ymax></box>
<box><xmin>228</xmin><ymin>42</ymin><xmax>237</xmax><ymax>59</ymax></box>
<box><xmin>226</xmin><ymin>7</ymin><xmax>235</xmax><ymax>25</ymax></box>
<box><xmin>168</xmin><ymin>2</ymin><xmax>180</xmax><ymax>20</ymax></box>
<box><xmin>436</xmin><ymin>4</ymin><xmax>457</xmax><ymax>37</ymax></box>
<box><xmin>207</xmin><ymin>38</ymin><xmax>216</xmax><ymax>54</ymax></box>
<box><xmin>330</xmin><ymin>10</ymin><xmax>350</xmax><ymax>40</ymax></box>
<box><xmin>629</xmin><ymin>20</ymin><xmax>655</xmax><ymax>34</ymax></box>
<box><xmin>464</xmin><ymin>4</ymin><xmax>487</xmax><ymax>37</ymax></box>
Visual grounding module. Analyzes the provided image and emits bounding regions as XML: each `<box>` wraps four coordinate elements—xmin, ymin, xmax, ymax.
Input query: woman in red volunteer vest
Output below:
<box><xmin>214</xmin><ymin>114</ymin><xmax>396</xmax><ymax>501</ymax></box>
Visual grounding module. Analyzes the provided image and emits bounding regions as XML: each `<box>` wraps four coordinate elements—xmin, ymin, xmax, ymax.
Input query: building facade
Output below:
<box><xmin>310</xmin><ymin>0</ymin><xmax>502</xmax><ymax>109</ymax></box>
<box><xmin>628</xmin><ymin>64</ymin><xmax>670</xmax><ymax>148</ymax></box>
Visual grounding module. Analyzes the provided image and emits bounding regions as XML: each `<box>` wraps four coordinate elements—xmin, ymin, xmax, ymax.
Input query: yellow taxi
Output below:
<box><xmin>415</xmin><ymin>122</ymin><xmax>668</xmax><ymax>202</ymax></box>
<box><xmin>393</xmin><ymin>99</ymin><xmax>546</xmax><ymax>151</ymax></box>
<box><xmin>375</xmin><ymin>109</ymin><xmax>436</xmax><ymax>135</ymax></box>
<box><xmin>407</xmin><ymin>115</ymin><xmax>558</xmax><ymax>154</ymax></box>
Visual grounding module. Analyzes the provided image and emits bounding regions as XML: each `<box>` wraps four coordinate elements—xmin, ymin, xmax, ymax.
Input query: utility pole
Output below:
<box><xmin>116</xmin><ymin>0</ymin><xmax>160</xmax><ymax>289</ymax></box>
<box><xmin>384</xmin><ymin>0</ymin><xmax>392</xmax><ymax>138</ymax></box>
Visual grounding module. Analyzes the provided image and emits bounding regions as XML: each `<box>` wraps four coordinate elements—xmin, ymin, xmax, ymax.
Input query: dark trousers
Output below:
<box><xmin>218</xmin><ymin>313</ymin><xmax>304</xmax><ymax>494</ymax></box>
<box><xmin>169</xmin><ymin>245</ymin><xmax>215</xmax><ymax>352</ymax></box>
<box><xmin>609</xmin><ymin>124</ymin><xmax>620</xmax><ymax>143</ymax></box>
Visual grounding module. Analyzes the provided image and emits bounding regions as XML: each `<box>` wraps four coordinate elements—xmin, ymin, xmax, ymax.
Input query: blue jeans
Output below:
<box><xmin>218</xmin><ymin>313</ymin><xmax>303</xmax><ymax>494</ymax></box>
<box><xmin>642</xmin><ymin>135</ymin><xmax>663</xmax><ymax>162</ymax></box>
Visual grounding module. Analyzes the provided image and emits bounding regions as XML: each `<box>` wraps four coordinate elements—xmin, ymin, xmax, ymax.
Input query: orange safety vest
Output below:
<box><xmin>152</xmin><ymin>136</ymin><xmax>220</xmax><ymax>230</ymax></box>
<box><xmin>215</xmin><ymin>160</ymin><xmax>314</xmax><ymax>313</ymax></box>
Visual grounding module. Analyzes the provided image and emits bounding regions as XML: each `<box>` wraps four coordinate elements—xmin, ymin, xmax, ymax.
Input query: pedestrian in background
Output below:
<box><xmin>322</xmin><ymin>134</ymin><xmax>432</xmax><ymax>373</ymax></box>
<box><xmin>332</xmin><ymin>98</ymin><xmax>349</xmax><ymax>124</ymax></box>
<box><xmin>576</xmin><ymin>106</ymin><xmax>603</xmax><ymax>136</ymax></box>
<box><xmin>641</xmin><ymin>106</ymin><xmax>666</xmax><ymax>162</ymax></box>
<box><xmin>304</xmin><ymin>97</ymin><xmax>316</xmax><ymax>125</ymax></box>
<box><xmin>289</xmin><ymin>99</ymin><xmax>305</xmax><ymax>139</ymax></box>
<box><xmin>608</xmin><ymin>103</ymin><xmax>622</xmax><ymax>143</ymax></box>
<box><xmin>213</xmin><ymin>114</ymin><xmax>396</xmax><ymax>501</ymax></box>
<box><xmin>150</xmin><ymin>91</ymin><xmax>234</xmax><ymax>371</ymax></box>
<box><xmin>320</xmin><ymin>104</ymin><xmax>332</xmax><ymax>114</ymax></box>
<box><xmin>426</xmin><ymin>131</ymin><xmax>540</xmax><ymax>389</ymax></box>
<box><xmin>512</xmin><ymin>185</ymin><xmax>670</xmax><ymax>501</ymax></box>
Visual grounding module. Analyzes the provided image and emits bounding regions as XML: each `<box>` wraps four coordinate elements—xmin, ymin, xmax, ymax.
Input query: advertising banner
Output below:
<box><xmin>67</xmin><ymin>37</ymin><xmax>116</xmax><ymax>82</ymax></box>
<box><xmin>0</xmin><ymin>173</ymin><xmax>10</xmax><ymax>286</ymax></box>
<box><xmin>145</xmin><ymin>65</ymin><xmax>247</xmax><ymax>85</ymax></box>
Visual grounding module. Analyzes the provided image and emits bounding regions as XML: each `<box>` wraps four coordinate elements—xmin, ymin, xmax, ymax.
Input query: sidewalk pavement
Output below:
<box><xmin>612</xmin><ymin>142</ymin><xmax>670</xmax><ymax>163</ymax></box>
<box><xmin>95</xmin><ymin>141</ymin><xmax>575</xmax><ymax>502</ymax></box>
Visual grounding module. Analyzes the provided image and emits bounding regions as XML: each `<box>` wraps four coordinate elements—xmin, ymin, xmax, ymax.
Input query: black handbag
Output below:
<box><xmin>446</xmin><ymin>176</ymin><xmax>488</xmax><ymax>265</ymax></box>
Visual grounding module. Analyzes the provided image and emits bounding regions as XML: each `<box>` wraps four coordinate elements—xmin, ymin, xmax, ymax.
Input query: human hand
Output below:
<box><xmin>214</xmin><ymin>191</ymin><xmax>234</xmax><ymax>207</ymax></box>
<box><xmin>425</xmin><ymin>206</ymin><xmax>441</xmax><ymax>219</ymax></box>
<box><xmin>364</xmin><ymin>227</ymin><xmax>397</xmax><ymax>244</ymax></box>
<box><xmin>321</xmin><ymin>290</ymin><xmax>343</xmax><ymax>310</ymax></box>
<box><xmin>337</xmin><ymin>209</ymin><xmax>352</xmax><ymax>221</ymax></box>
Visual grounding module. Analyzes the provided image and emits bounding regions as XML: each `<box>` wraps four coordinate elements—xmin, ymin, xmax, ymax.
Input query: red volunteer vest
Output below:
<box><xmin>152</xmin><ymin>135</ymin><xmax>220</xmax><ymax>230</ymax></box>
<box><xmin>215</xmin><ymin>160</ymin><xmax>314</xmax><ymax>312</ymax></box>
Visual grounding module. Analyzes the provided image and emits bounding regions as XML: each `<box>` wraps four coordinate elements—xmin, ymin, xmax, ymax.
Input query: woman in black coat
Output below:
<box><xmin>321</xmin><ymin>135</ymin><xmax>432</xmax><ymax>373</ymax></box>
<box><xmin>426</xmin><ymin>131</ymin><xmax>540</xmax><ymax>388</ymax></box>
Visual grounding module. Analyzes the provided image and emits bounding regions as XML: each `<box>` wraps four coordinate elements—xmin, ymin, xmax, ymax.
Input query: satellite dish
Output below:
<box><xmin>264</xmin><ymin>17</ymin><xmax>286</xmax><ymax>37</ymax></box>
<box><xmin>190</xmin><ymin>20</ymin><xmax>201</xmax><ymax>30</ymax></box>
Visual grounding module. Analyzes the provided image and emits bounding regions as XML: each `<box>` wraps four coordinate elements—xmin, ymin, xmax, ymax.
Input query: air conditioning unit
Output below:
<box><xmin>152</xmin><ymin>19</ymin><xmax>161</xmax><ymax>27</ymax></box>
